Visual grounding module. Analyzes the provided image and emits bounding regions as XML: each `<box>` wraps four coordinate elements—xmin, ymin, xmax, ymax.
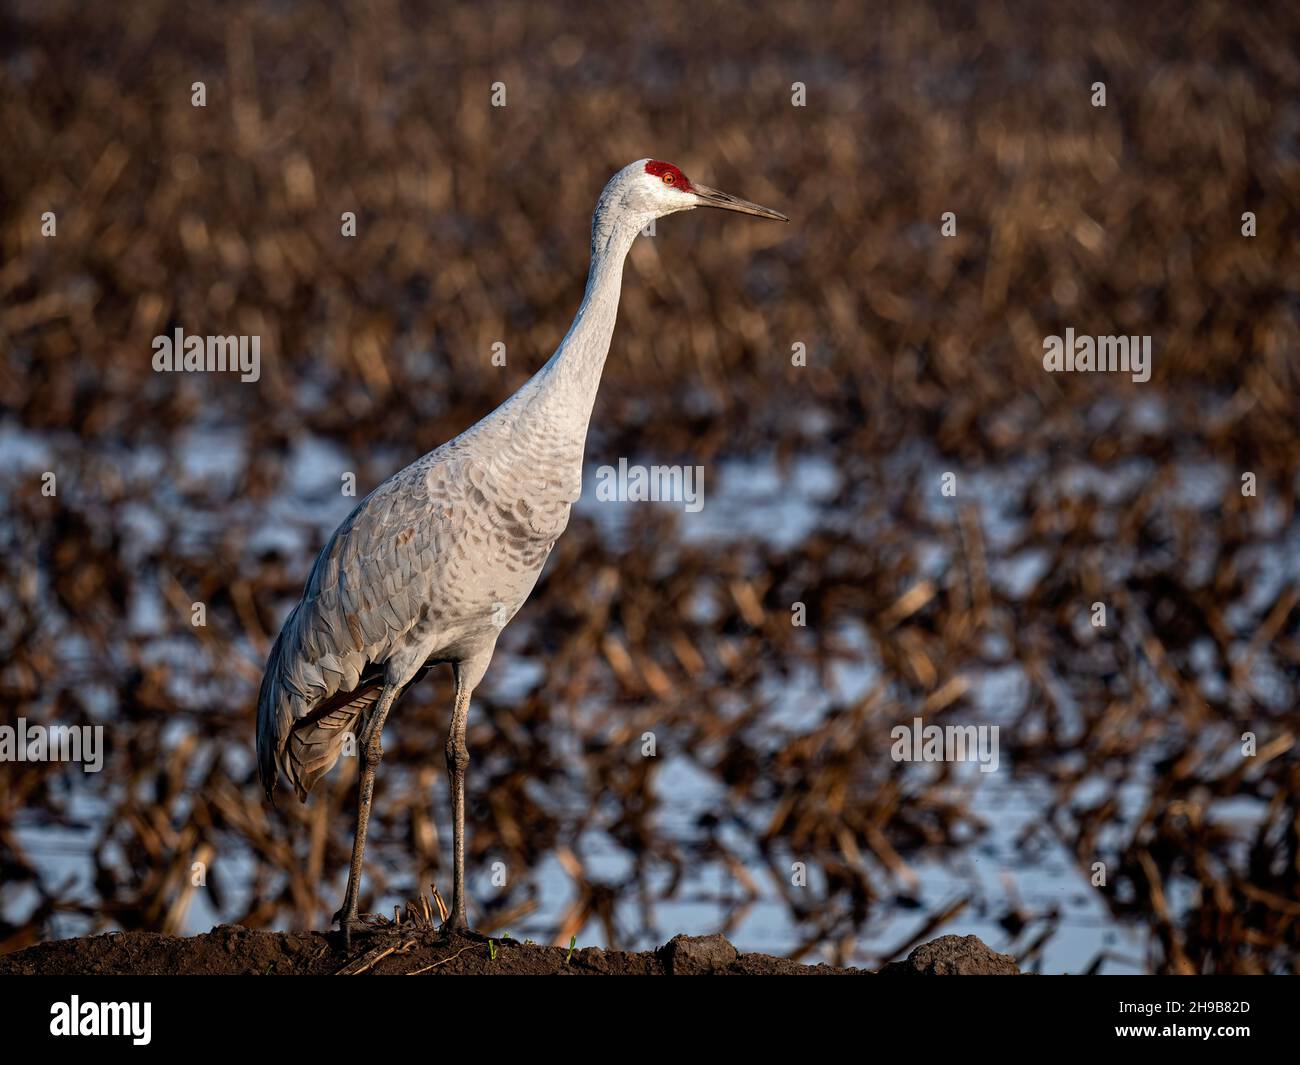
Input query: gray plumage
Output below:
<box><xmin>255</xmin><ymin>158</ymin><xmax>786</xmax><ymax>940</ymax></box>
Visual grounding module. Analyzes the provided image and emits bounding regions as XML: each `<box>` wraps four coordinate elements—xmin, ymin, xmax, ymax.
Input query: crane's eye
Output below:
<box><xmin>662</xmin><ymin>172</ymin><xmax>675</xmax><ymax>185</ymax></box>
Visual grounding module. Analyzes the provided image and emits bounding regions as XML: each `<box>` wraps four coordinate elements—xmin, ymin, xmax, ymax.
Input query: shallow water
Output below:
<box><xmin>11</xmin><ymin>425</ymin><xmax>1287</xmax><ymax>973</ymax></box>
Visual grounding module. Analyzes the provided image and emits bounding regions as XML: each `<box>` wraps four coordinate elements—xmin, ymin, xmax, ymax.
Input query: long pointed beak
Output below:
<box><xmin>691</xmin><ymin>182</ymin><xmax>789</xmax><ymax>222</ymax></box>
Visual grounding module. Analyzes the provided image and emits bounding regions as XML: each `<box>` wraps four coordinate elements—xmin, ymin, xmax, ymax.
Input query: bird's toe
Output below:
<box><xmin>336</xmin><ymin>913</ymin><xmax>382</xmax><ymax>951</ymax></box>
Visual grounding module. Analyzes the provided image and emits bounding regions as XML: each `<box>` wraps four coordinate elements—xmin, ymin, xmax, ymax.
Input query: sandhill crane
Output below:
<box><xmin>257</xmin><ymin>159</ymin><xmax>787</xmax><ymax>944</ymax></box>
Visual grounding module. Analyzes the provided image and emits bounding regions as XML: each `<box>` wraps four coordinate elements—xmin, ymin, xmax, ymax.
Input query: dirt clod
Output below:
<box><xmin>660</xmin><ymin>934</ymin><xmax>740</xmax><ymax>975</ymax></box>
<box><xmin>878</xmin><ymin>935</ymin><xmax>1020</xmax><ymax>976</ymax></box>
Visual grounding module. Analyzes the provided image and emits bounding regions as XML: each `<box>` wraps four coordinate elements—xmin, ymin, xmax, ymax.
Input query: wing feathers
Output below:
<box><xmin>256</xmin><ymin>463</ymin><xmax>444</xmax><ymax>801</ymax></box>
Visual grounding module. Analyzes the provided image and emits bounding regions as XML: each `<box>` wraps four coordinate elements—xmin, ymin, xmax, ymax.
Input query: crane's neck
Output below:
<box><xmin>527</xmin><ymin>213</ymin><xmax>641</xmax><ymax>429</ymax></box>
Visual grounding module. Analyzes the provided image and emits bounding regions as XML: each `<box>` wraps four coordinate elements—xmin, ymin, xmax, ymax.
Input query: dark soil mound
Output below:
<box><xmin>0</xmin><ymin>927</ymin><xmax>1018</xmax><ymax>976</ymax></box>
<box><xmin>878</xmin><ymin>935</ymin><xmax>1021</xmax><ymax>976</ymax></box>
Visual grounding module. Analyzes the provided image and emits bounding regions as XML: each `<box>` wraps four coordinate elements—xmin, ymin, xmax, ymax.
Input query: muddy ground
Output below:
<box><xmin>0</xmin><ymin>929</ymin><xmax>1018</xmax><ymax>976</ymax></box>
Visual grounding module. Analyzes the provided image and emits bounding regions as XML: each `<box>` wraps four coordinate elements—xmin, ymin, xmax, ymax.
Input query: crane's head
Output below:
<box><xmin>597</xmin><ymin>158</ymin><xmax>789</xmax><ymax>234</ymax></box>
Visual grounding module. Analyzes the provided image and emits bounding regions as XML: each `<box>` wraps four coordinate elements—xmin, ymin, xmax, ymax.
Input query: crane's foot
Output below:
<box><xmin>334</xmin><ymin>909</ymin><xmax>381</xmax><ymax>951</ymax></box>
<box><xmin>439</xmin><ymin>912</ymin><xmax>471</xmax><ymax>935</ymax></box>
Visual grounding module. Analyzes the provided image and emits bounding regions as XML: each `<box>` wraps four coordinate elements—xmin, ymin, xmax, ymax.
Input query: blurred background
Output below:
<box><xmin>2</xmin><ymin>0</ymin><xmax>1298</xmax><ymax>974</ymax></box>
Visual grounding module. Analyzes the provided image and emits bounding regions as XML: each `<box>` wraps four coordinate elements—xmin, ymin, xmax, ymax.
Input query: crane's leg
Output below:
<box><xmin>335</xmin><ymin>683</ymin><xmax>399</xmax><ymax>948</ymax></box>
<box><xmin>443</xmin><ymin>660</ymin><xmax>480</xmax><ymax>932</ymax></box>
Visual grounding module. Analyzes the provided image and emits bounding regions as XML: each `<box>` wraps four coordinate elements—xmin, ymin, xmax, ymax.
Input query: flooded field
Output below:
<box><xmin>2</xmin><ymin>0</ymin><xmax>1298</xmax><ymax>974</ymax></box>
